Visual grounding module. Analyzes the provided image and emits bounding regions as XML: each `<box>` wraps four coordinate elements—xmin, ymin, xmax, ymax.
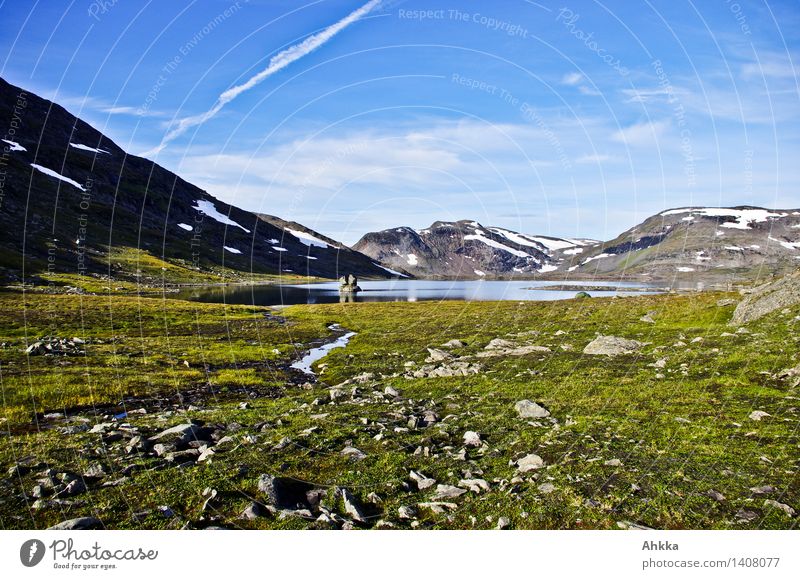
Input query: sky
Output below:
<box><xmin>1</xmin><ymin>0</ymin><xmax>798</xmax><ymax>244</ymax></box>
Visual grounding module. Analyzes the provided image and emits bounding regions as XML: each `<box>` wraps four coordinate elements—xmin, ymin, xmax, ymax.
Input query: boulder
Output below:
<box><xmin>514</xmin><ymin>400</ymin><xmax>550</xmax><ymax>419</ymax></box>
<box><xmin>730</xmin><ymin>270</ymin><xmax>800</xmax><ymax>325</ymax></box>
<box><xmin>47</xmin><ymin>517</ymin><xmax>103</xmax><ymax>530</ymax></box>
<box><xmin>257</xmin><ymin>474</ymin><xmax>316</xmax><ymax>510</ymax></box>
<box><xmin>583</xmin><ymin>335</ymin><xmax>644</xmax><ymax>356</ymax></box>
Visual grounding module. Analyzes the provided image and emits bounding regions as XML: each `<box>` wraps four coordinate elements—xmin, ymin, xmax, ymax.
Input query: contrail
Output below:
<box><xmin>143</xmin><ymin>0</ymin><xmax>382</xmax><ymax>156</ymax></box>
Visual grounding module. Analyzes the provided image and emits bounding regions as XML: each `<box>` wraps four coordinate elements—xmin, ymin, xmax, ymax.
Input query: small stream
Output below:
<box><xmin>290</xmin><ymin>324</ymin><xmax>356</xmax><ymax>375</ymax></box>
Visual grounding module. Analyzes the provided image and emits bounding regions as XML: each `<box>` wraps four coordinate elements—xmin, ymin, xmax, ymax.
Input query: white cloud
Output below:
<box><xmin>561</xmin><ymin>72</ymin><xmax>583</xmax><ymax>86</ymax></box>
<box><xmin>611</xmin><ymin>120</ymin><xmax>670</xmax><ymax>146</ymax></box>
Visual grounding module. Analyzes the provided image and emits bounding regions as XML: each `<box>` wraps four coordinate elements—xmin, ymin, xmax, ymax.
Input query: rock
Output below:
<box><xmin>384</xmin><ymin>386</ymin><xmax>399</xmax><ymax>397</ymax></box>
<box><xmin>57</xmin><ymin>479</ymin><xmax>87</xmax><ymax>497</ymax></box>
<box><xmin>82</xmin><ymin>464</ymin><xmax>107</xmax><ymax>480</ymax></box>
<box><xmin>537</xmin><ymin>483</ymin><xmax>556</xmax><ymax>494</ymax></box>
<box><xmin>514</xmin><ymin>400</ymin><xmax>550</xmax><ymax>419</ymax></box>
<box><xmin>750</xmin><ymin>485</ymin><xmax>776</xmax><ymax>496</ymax></box>
<box><xmin>583</xmin><ymin>336</ymin><xmax>644</xmax><ymax>356</ymax></box>
<box><xmin>418</xmin><ymin>502</ymin><xmax>458</xmax><ymax>514</ymax></box>
<box><xmin>432</xmin><ymin>484</ymin><xmax>468</xmax><ymax>500</ymax></box>
<box><xmin>257</xmin><ymin>474</ymin><xmax>315</xmax><ymax>510</ymax></box>
<box><xmin>240</xmin><ymin>501</ymin><xmax>269</xmax><ymax>520</ymax></box>
<box><xmin>339</xmin><ymin>274</ymin><xmax>361</xmax><ymax>293</ymax></box>
<box><xmin>409</xmin><ymin>470</ymin><xmax>437</xmax><ymax>490</ymax></box>
<box><xmin>397</xmin><ymin>505</ymin><xmax>417</xmax><ymax>520</ymax></box>
<box><xmin>764</xmin><ymin>499</ymin><xmax>796</xmax><ymax>517</ymax></box>
<box><xmin>152</xmin><ymin>443</ymin><xmax>175</xmax><ymax>457</ymax></box>
<box><xmin>716</xmin><ymin>298</ymin><xmax>737</xmax><ymax>307</ymax></box>
<box><xmin>341</xmin><ymin>446</ymin><xmax>367</xmax><ymax>461</ymax></box>
<box><xmin>148</xmin><ymin>423</ymin><xmax>205</xmax><ymax>446</ymax></box>
<box><xmin>338</xmin><ymin>488</ymin><xmax>367</xmax><ymax>523</ymax></box>
<box><xmin>197</xmin><ymin>448</ymin><xmax>215</xmax><ymax>462</ymax></box>
<box><xmin>425</xmin><ymin>348</ymin><xmax>451</xmax><ymax>362</ymax></box>
<box><xmin>441</xmin><ymin>339</ymin><xmax>466</xmax><ymax>349</ymax></box>
<box><xmin>496</xmin><ymin>516</ymin><xmax>511</xmax><ymax>530</ymax></box>
<box><xmin>485</xmin><ymin>338</ymin><xmax>516</xmax><ymax>350</ymax></box>
<box><xmin>517</xmin><ymin>453</ymin><xmax>545</xmax><ymax>473</ymax></box>
<box><xmin>705</xmin><ymin>489</ymin><xmax>725</xmax><ymax>502</ymax></box>
<box><xmin>47</xmin><ymin>517</ymin><xmax>102</xmax><ymax>530</ymax></box>
<box><xmin>420</xmin><ymin>410</ymin><xmax>439</xmax><ymax>426</ymax></box>
<box><xmin>574</xmin><ymin>291</ymin><xmax>591</xmax><ymax>299</ymax></box>
<box><xmin>475</xmin><ymin>344</ymin><xmax>551</xmax><ymax>357</ymax></box>
<box><xmin>604</xmin><ymin>458</ymin><xmax>622</xmax><ymax>467</ymax></box>
<box><xmin>459</xmin><ymin>478</ymin><xmax>490</xmax><ymax>493</ymax></box>
<box><xmin>749</xmin><ymin>410</ymin><xmax>770</xmax><ymax>421</ymax></box>
<box><xmin>735</xmin><ymin>509</ymin><xmax>759</xmax><ymax>523</ymax></box>
<box><xmin>731</xmin><ymin>270</ymin><xmax>800</xmax><ymax>325</ymax></box>
<box><xmin>462</xmin><ymin>431</ymin><xmax>482</xmax><ymax>448</ymax></box>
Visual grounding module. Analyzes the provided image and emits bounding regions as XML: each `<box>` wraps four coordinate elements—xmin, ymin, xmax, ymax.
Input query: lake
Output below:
<box><xmin>174</xmin><ymin>279</ymin><xmax>660</xmax><ymax>306</ymax></box>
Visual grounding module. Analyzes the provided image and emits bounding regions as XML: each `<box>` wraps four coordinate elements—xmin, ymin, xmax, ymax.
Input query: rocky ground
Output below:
<box><xmin>0</xmin><ymin>287</ymin><xmax>798</xmax><ymax>530</ymax></box>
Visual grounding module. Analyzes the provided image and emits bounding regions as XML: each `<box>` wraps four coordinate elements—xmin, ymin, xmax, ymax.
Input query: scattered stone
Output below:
<box><xmin>257</xmin><ymin>474</ymin><xmax>315</xmax><ymax>510</ymax></box>
<box><xmin>425</xmin><ymin>348</ymin><xmax>451</xmax><ymax>363</ymax></box>
<box><xmin>441</xmin><ymin>339</ymin><xmax>466</xmax><ymax>349</ymax></box>
<box><xmin>432</xmin><ymin>484</ymin><xmax>468</xmax><ymax>500</ymax></box>
<box><xmin>459</xmin><ymin>478</ymin><xmax>490</xmax><ymax>493</ymax></box>
<box><xmin>731</xmin><ymin>270</ymin><xmax>800</xmax><ymax>325</ymax></box>
<box><xmin>705</xmin><ymin>489</ymin><xmax>725</xmax><ymax>502</ymax></box>
<box><xmin>397</xmin><ymin>505</ymin><xmax>417</xmax><ymax>520</ymax></box>
<box><xmin>538</xmin><ymin>483</ymin><xmax>556</xmax><ymax>494</ymax></box>
<box><xmin>485</xmin><ymin>338</ymin><xmax>516</xmax><ymax>350</ymax></box>
<box><xmin>384</xmin><ymin>386</ymin><xmax>399</xmax><ymax>397</ymax></box>
<box><xmin>418</xmin><ymin>502</ymin><xmax>458</xmax><ymax>514</ymax></box>
<box><xmin>749</xmin><ymin>410</ymin><xmax>770</xmax><ymax>421</ymax></box>
<box><xmin>516</xmin><ymin>453</ymin><xmax>545</xmax><ymax>473</ymax></box>
<box><xmin>750</xmin><ymin>485</ymin><xmax>776</xmax><ymax>496</ymax></box>
<box><xmin>57</xmin><ymin>479</ymin><xmax>87</xmax><ymax>497</ymax></box>
<box><xmin>763</xmin><ymin>499</ymin><xmax>796</xmax><ymax>517</ymax></box>
<box><xmin>604</xmin><ymin>459</ymin><xmax>623</xmax><ymax>467</ymax></box>
<box><xmin>735</xmin><ymin>509</ymin><xmax>759</xmax><ymax>523</ymax></box>
<box><xmin>583</xmin><ymin>336</ymin><xmax>644</xmax><ymax>356</ymax></box>
<box><xmin>496</xmin><ymin>516</ymin><xmax>511</xmax><ymax>530</ymax></box>
<box><xmin>341</xmin><ymin>446</ymin><xmax>367</xmax><ymax>461</ymax></box>
<box><xmin>409</xmin><ymin>470</ymin><xmax>437</xmax><ymax>491</ymax></box>
<box><xmin>462</xmin><ymin>431</ymin><xmax>482</xmax><ymax>448</ymax></box>
<box><xmin>514</xmin><ymin>400</ymin><xmax>550</xmax><ymax>419</ymax></box>
<box><xmin>240</xmin><ymin>501</ymin><xmax>269</xmax><ymax>520</ymax></box>
<box><xmin>47</xmin><ymin>517</ymin><xmax>102</xmax><ymax>530</ymax></box>
<box><xmin>338</xmin><ymin>488</ymin><xmax>367</xmax><ymax>523</ymax></box>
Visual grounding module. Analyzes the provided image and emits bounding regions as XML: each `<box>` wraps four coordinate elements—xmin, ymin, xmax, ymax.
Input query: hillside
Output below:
<box><xmin>0</xmin><ymin>77</ymin><xmax>393</xmax><ymax>288</ymax></box>
<box><xmin>554</xmin><ymin>207</ymin><xmax>800</xmax><ymax>282</ymax></box>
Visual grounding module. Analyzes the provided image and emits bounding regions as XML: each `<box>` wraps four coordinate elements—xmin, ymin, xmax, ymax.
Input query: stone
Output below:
<box><xmin>57</xmin><ymin>479</ymin><xmax>86</xmax><ymax>497</ymax></box>
<box><xmin>735</xmin><ymin>509</ymin><xmax>759</xmax><ymax>523</ymax></box>
<box><xmin>148</xmin><ymin>423</ymin><xmax>205</xmax><ymax>446</ymax></box>
<box><xmin>257</xmin><ymin>474</ymin><xmax>315</xmax><ymax>510</ymax></box>
<box><xmin>409</xmin><ymin>470</ymin><xmax>437</xmax><ymax>491</ymax></box>
<box><xmin>749</xmin><ymin>410</ymin><xmax>770</xmax><ymax>421</ymax></box>
<box><xmin>397</xmin><ymin>505</ymin><xmax>417</xmax><ymax>520</ymax></box>
<box><xmin>384</xmin><ymin>386</ymin><xmax>399</xmax><ymax>397</ymax></box>
<box><xmin>604</xmin><ymin>458</ymin><xmax>623</xmax><ymax>467</ymax></box>
<box><xmin>462</xmin><ymin>431</ymin><xmax>482</xmax><ymax>448</ymax></box>
<box><xmin>441</xmin><ymin>339</ymin><xmax>466</xmax><ymax>348</ymax></box>
<box><xmin>485</xmin><ymin>338</ymin><xmax>516</xmax><ymax>350</ymax></box>
<box><xmin>517</xmin><ymin>453</ymin><xmax>545</xmax><ymax>473</ymax></box>
<box><xmin>338</xmin><ymin>488</ymin><xmax>367</xmax><ymax>523</ymax></box>
<box><xmin>47</xmin><ymin>517</ymin><xmax>102</xmax><ymax>530</ymax></box>
<box><xmin>583</xmin><ymin>335</ymin><xmax>644</xmax><ymax>356</ymax></box>
<box><xmin>341</xmin><ymin>446</ymin><xmax>366</xmax><ymax>461</ymax></box>
<box><xmin>459</xmin><ymin>478</ymin><xmax>490</xmax><ymax>493</ymax></box>
<box><xmin>731</xmin><ymin>270</ymin><xmax>800</xmax><ymax>325</ymax></box>
<box><xmin>418</xmin><ymin>502</ymin><xmax>458</xmax><ymax>514</ymax></box>
<box><xmin>514</xmin><ymin>400</ymin><xmax>551</xmax><ymax>419</ymax></box>
<box><xmin>496</xmin><ymin>516</ymin><xmax>511</xmax><ymax>530</ymax></box>
<box><xmin>240</xmin><ymin>501</ymin><xmax>269</xmax><ymax>520</ymax></box>
<box><xmin>432</xmin><ymin>484</ymin><xmax>468</xmax><ymax>500</ymax></box>
<box><xmin>425</xmin><ymin>348</ymin><xmax>451</xmax><ymax>362</ymax></box>
<box><xmin>537</xmin><ymin>483</ymin><xmax>556</xmax><ymax>494</ymax></box>
<box><xmin>763</xmin><ymin>499</ymin><xmax>795</xmax><ymax>517</ymax></box>
<box><xmin>705</xmin><ymin>489</ymin><xmax>725</xmax><ymax>502</ymax></box>
<box><xmin>750</xmin><ymin>485</ymin><xmax>775</xmax><ymax>496</ymax></box>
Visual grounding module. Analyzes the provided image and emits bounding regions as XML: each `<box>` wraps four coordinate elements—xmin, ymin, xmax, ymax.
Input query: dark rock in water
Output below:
<box><xmin>574</xmin><ymin>291</ymin><xmax>591</xmax><ymax>299</ymax></box>
<box><xmin>257</xmin><ymin>474</ymin><xmax>316</xmax><ymax>510</ymax></box>
<box><xmin>47</xmin><ymin>516</ymin><xmax>103</xmax><ymax>530</ymax></box>
<box><xmin>338</xmin><ymin>274</ymin><xmax>361</xmax><ymax>293</ymax></box>
<box><xmin>730</xmin><ymin>269</ymin><xmax>800</xmax><ymax>325</ymax></box>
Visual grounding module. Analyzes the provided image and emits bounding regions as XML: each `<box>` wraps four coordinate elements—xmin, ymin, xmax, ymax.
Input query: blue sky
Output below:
<box><xmin>1</xmin><ymin>0</ymin><xmax>798</xmax><ymax>244</ymax></box>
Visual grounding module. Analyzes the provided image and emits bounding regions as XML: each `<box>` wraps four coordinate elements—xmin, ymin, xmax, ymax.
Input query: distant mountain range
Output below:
<box><xmin>1</xmin><ymin>76</ymin><xmax>797</xmax><ymax>287</ymax></box>
<box><xmin>354</xmin><ymin>209</ymin><xmax>800</xmax><ymax>281</ymax></box>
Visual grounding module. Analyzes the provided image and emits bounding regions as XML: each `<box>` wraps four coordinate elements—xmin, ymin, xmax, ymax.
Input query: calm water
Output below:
<box><xmin>174</xmin><ymin>279</ymin><xmax>659</xmax><ymax>306</ymax></box>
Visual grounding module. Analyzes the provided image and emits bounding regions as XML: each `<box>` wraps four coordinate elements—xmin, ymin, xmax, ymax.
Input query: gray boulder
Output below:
<box><xmin>47</xmin><ymin>517</ymin><xmax>103</xmax><ymax>530</ymax></box>
<box><xmin>731</xmin><ymin>270</ymin><xmax>800</xmax><ymax>325</ymax></box>
<box><xmin>583</xmin><ymin>335</ymin><xmax>644</xmax><ymax>356</ymax></box>
<box><xmin>515</xmin><ymin>400</ymin><xmax>550</xmax><ymax>419</ymax></box>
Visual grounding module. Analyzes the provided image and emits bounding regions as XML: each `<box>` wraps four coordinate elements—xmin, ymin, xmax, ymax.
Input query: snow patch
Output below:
<box><xmin>769</xmin><ymin>236</ymin><xmax>800</xmax><ymax>250</ymax></box>
<box><xmin>661</xmin><ymin>207</ymin><xmax>787</xmax><ymax>229</ymax></box>
<box><xmin>285</xmin><ymin>227</ymin><xmax>329</xmax><ymax>248</ymax></box>
<box><xmin>539</xmin><ymin>264</ymin><xmax>558</xmax><ymax>273</ymax></box>
<box><xmin>474</xmin><ymin>269</ymin><xmax>486</xmax><ymax>277</ymax></box>
<box><xmin>2</xmin><ymin>139</ymin><xmax>25</xmax><ymax>151</ymax></box>
<box><xmin>69</xmin><ymin>143</ymin><xmax>110</xmax><ymax>154</ymax></box>
<box><xmin>724</xmin><ymin>246</ymin><xmax>744</xmax><ymax>251</ymax></box>
<box><xmin>192</xmin><ymin>200</ymin><xmax>250</xmax><ymax>232</ymax></box>
<box><xmin>373</xmin><ymin>263</ymin><xmax>408</xmax><ymax>277</ymax></box>
<box><xmin>406</xmin><ymin>253</ymin><xmax>418</xmax><ymax>266</ymax></box>
<box><xmin>677</xmin><ymin>267</ymin><xmax>695</xmax><ymax>272</ymax></box>
<box><xmin>273</xmin><ymin>247</ymin><xmax>288</xmax><ymax>252</ymax></box>
<box><xmin>581</xmin><ymin>253</ymin><xmax>611</xmax><ymax>265</ymax></box>
<box><xmin>563</xmin><ymin>247</ymin><xmax>583</xmax><ymax>255</ymax></box>
<box><xmin>177</xmin><ymin>223</ymin><xmax>193</xmax><ymax>231</ymax></box>
<box><xmin>464</xmin><ymin>231</ymin><xmax>530</xmax><ymax>258</ymax></box>
<box><xmin>30</xmin><ymin>164</ymin><xmax>86</xmax><ymax>191</ymax></box>
<box><xmin>223</xmin><ymin>246</ymin><xmax>242</xmax><ymax>254</ymax></box>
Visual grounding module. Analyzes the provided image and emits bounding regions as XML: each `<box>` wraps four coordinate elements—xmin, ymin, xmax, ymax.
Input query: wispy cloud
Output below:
<box><xmin>561</xmin><ymin>72</ymin><xmax>583</xmax><ymax>86</ymax></box>
<box><xmin>611</xmin><ymin>120</ymin><xmax>670</xmax><ymax>147</ymax></box>
<box><xmin>143</xmin><ymin>0</ymin><xmax>382</xmax><ymax>157</ymax></box>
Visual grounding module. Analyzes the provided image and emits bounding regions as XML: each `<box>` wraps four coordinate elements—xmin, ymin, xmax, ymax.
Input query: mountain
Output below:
<box><xmin>352</xmin><ymin>220</ymin><xmax>596</xmax><ymax>278</ymax></box>
<box><xmin>0</xmin><ymin>77</ymin><xmax>393</xmax><ymax>286</ymax></box>
<box><xmin>552</xmin><ymin>206</ymin><xmax>800</xmax><ymax>281</ymax></box>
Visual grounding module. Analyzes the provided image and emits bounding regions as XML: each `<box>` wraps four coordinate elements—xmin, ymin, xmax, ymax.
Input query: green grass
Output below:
<box><xmin>0</xmin><ymin>290</ymin><xmax>797</xmax><ymax>530</ymax></box>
